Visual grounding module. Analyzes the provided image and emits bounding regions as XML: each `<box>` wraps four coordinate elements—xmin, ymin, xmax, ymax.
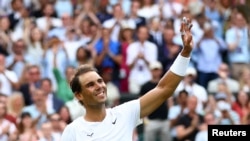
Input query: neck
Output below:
<box><xmin>84</xmin><ymin>105</ymin><xmax>106</xmax><ymax>122</ymax></box>
<box><xmin>130</xmin><ymin>13</ymin><xmax>137</xmax><ymax>18</ymax></box>
<box><xmin>188</xmin><ymin>110</ymin><xmax>196</xmax><ymax>117</ymax></box>
<box><xmin>139</xmin><ymin>40</ymin><xmax>145</xmax><ymax>44</ymax></box>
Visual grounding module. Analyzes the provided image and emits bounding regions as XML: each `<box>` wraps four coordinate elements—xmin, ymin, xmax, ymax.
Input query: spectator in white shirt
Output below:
<box><xmin>126</xmin><ymin>26</ymin><xmax>158</xmax><ymax>94</ymax></box>
<box><xmin>36</xmin><ymin>2</ymin><xmax>62</xmax><ymax>33</ymax></box>
<box><xmin>0</xmin><ymin>102</ymin><xmax>17</xmax><ymax>141</ymax></box>
<box><xmin>103</xmin><ymin>3</ymin><xmax>136</xmax><ymax>42</ymax></box>
<box><xmin>0</xmin><ymin>55</ymin><xmax>18</xmax><ymax>97</ymax></box>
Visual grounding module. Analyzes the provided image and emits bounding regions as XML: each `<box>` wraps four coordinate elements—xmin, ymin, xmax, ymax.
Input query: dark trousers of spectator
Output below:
<box><xmin>197</xmin><ymin>71</ymin><xmax>218</xmax><ymax>89</ymax></box>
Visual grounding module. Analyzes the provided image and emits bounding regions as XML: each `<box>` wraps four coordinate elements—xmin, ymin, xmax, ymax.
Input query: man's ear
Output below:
<box><xmin>75</xmin><ymin>92</ymin><xmax>83</xmax><ymax>101</ymax></box>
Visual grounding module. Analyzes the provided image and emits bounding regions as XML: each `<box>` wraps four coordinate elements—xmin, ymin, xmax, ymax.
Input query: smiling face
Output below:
<box><xmin>75</xmin><ymin>71</ymin><xmax>107</xmax><ymax>107</ymax></box>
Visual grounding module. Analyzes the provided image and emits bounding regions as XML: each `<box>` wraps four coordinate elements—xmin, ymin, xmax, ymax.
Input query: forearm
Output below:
<box><xmin>95</xmin><ymin>52</ymin><xmax>106</xmax><ymax>66</ymax></box>
<box><xmin>177</xmin><ymin>126</ymin><xmax>196</xmax><ymax>140</ymax></box>
<box><xmin>109</xmin><ymin>54</ymin><xmax>122</xmax><ymax>65</ymax></box>
<box><xmin>157</xmin><ymin>50</ymin><xmax>191</xmax><ymax>93</ymax></box>
<box><xmin>7</xmin><ymin>60</ymin><xmax>17</xmax><ymax>70</ymax></box>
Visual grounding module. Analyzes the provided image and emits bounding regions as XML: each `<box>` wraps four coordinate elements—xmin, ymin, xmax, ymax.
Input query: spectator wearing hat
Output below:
<box><xmin>139</xmin><ymin>61</ymin><xmax>171</xmax><ymax>141</ymax></box>
<box><xmin>174</xmin><ymin>67</ymin><xmax>208</xmax><ymax>114</ymax></box>
<box><xmin>216</xmin><ymin>100</ymin><xmax>240</xmax><ymax>125</ymax></box>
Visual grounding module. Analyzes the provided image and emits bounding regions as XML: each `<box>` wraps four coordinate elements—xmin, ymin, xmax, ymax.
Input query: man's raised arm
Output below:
<box><xmin>140</xmin><ymin>17</ymin><xmax>193</xmax><ymax>118</ymax></box>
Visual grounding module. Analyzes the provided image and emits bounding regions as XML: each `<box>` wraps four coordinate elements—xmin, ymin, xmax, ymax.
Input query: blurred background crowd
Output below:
<box><xmin>0</xmin><ymin>0</ymin><xmax>250</xmax><ymax>141</ymax></box>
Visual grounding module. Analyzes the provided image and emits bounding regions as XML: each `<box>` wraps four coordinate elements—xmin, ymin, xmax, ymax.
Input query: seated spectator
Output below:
<box><xmin>65</xmin><ymin>98</ymin><xmax>86</xmax><ymax>121</ymax></box>
<box><xmin>48</xmin><ymin>113</ymin><xmax>66</xmax><ymax>141</ymax></box>
<box><xmin>214</xmin><ymin>81</ymin><xmax>235</xmax><ymax>104</ymax></box>
<box><xmin>0</xmin><ymin>16</ymin><xmax>11</xmax><ymax>56</ymax></box>
<box><xmin>174</xmin><ymin>67</ymin><xmax>208</xmax><ymax>114</ymax></box>
<box><xmin>74</xmin><ymin>46</ymin><xmax>95</xmax><ymax>67</ymax></box>
<box><xmin>17</xmin><ymin>112</ymin><xmax>39</xmax><ymax>141</ymax></box>
<box><xmin>100</xmin><ymin>67</ymin><xmax>120</xmax><ymax>108</ymax></box>
<box><xmin>118</xmin><ymin>22</ymin><xmax>135</xmax><ymax>93</ymax></box>
<box><xmin>42</xmin><ymin>36</ymin><xmax>69</xmax><ymax>91</ymax></box>
<box><xmin>175</xmin><ymin>95</ymin><xmax>204</xmax><ymax>141</ymax></box>
<box><xmin>18</xmin><ymin>64</ymin><xmax>42</xmax><ymax>106</ymax></box>
<box><xmin>102</xmin><ymin>3</ymin><xmax>136</xmax><ymax>42</ymax></box>
<box><xmin>137</xmin><ymin>0</ymin><xmax>160</xmax><ymax>21</ymax></box>
<box><xmin>40</xmin><ymin>78</ymin><xmax>64</xmax><ymax>113</ymax></box>
<box><xmin>38</xmin><ymin>121</ymin><xmax>54</xmax><ymax>141</ymax></box>
<box><xmin>6</xmin><ymin>39</ymin><xmax>34</xmax><ymax>79</ymax></box>
<box><xmin>216</xmin><ymin>100</ymin><xmax>240</xmax><ymax>125</ymax></box>
<box><xmin>195</xmin><ymin>112</ymin><xmax>217</xmax><ymax>141</ymax></box>
<box><xmin>35</xmin><ymin>2</ymin><xmax>62</xmax><ymax>33</ymax></box>
<box><xmin>128</xmin><ymin>0</ymin><xmax>146</xmax><ymax>29</ymax></box>
<box><xmin>238</xmin><ymin>67</ymin><xmax>250</xmax><ymax>93</ymax></box>
<box><xmin>139</xmin><ymin>61</ymin><xmax>171</xmax><ymax>141</ymax></box>
<box><xmin>168</xmin><ymin>90</ymin><xmax>189</xmax><ymax>141</ymax></box>
<box><xmin>232</xmin><ymin>90</ymin><xmax>249</xmax><ymax>123</ymax></box>
<box><xmin>0</xmin><ymin>54</ymin><xmax>18</xmax><ymax>97</ymax></box>
<box><xmin>7</xmin><ymin>91</ymin><xmax>25</xmax><ymax>124</ymax></box>
<box><xmin>207</xmin><ymin>63</ymin><xmax>240</xmax><ymax>94</ymax></box>
<box><xmin>22</xmin><ymin>89</ymin><xmax>54</xmax><ymax>129</ymax></box>
<box><xmin>23</xmin><ymin>27</ymin><xmax>45</xmax><ymax>66</ymax></box>
<box><xmin>58</xmin><ymin>106</ymin><xmax>72</xmax><ymax>125</ymax></box>
<box><xmin>0</xmin><ymin>102</ymin><xmax>18</xmax><ymax>141</ymax></box>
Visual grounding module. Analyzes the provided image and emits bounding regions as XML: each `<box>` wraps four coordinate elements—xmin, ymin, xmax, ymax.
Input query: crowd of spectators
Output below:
<box><xmin>0</xmin><ymin>0</ymin><xmax>250</xmax><ymax>141</ymax></box>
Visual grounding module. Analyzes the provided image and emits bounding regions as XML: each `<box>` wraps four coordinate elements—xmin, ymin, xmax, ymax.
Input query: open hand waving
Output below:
<box><xmin>180</xmin><ymin>17</ymin><xmax>193</xmax><ymax>53</ymax></box>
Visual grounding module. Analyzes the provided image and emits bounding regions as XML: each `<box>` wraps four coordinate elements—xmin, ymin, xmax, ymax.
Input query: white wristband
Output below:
<box><xmin>170</xmin><ymin>54</ymin><xmax>190</xmax><ymax>76</ymax></box>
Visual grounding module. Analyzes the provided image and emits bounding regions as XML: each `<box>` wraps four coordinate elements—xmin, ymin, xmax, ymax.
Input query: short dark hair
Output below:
<box><xmin>178</xmin><ymin>89</ymin><xmax>189</xmax><ymax>97</ymax></box>
<box><xmin>41</xmin><ymin>77</ymin><xmax>52</xmax><ymax>86</ymax></box>
<box><xmin>70</xmin><ymin>65</ymin><xmax>97</xmax><ymax>94</ymax></box>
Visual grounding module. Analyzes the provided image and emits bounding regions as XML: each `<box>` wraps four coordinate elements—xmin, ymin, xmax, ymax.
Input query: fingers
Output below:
<box><xmin>180</xmin><ymin>22</ymin><xmax>185</xmax><ymax>39</ymax></box>
<box><xmin>180</xmin><ymin>17</ymin><xmax>192</xmax><ymax>33</ymax></box>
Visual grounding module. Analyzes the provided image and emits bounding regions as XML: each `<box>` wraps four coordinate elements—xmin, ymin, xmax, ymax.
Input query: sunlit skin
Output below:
<box><xmin>75</xmin><ymin>71</ymin><xmax>107</xmax><ymax>121</ymax></box>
